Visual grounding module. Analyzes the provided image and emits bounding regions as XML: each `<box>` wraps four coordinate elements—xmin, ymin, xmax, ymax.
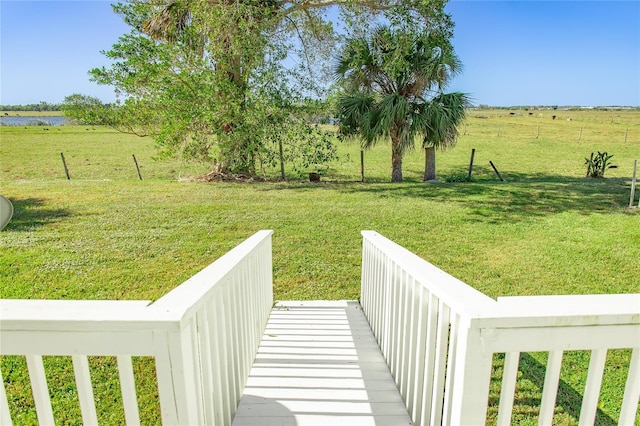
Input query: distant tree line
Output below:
<box><xmin>474</xmin><ymin>105</ymin><xmax>639</xmax><ymax>111</ymax></box>
<box><xmin>0</xmin><ymin>102</ymin><xmax>62</xmax><ymax>111</ymax></box>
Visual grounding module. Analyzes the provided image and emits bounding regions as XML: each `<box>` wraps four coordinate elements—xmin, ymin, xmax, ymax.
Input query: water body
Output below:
<box><xmin>0</xmin><ymin>116</ymin><xmax>69</xmax><ymax>126</ymax></box>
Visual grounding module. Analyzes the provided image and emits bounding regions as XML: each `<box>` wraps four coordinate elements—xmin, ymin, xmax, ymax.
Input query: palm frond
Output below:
<box><xmin>421</xmin><ymin>91</ymin><xmax>470</xmax><ymax>148</ymax></box>
<box><xmin>142</xmin><ymin>1</ymin><xmax>191</xmax><ymax>42</ymax></box>
<box><xmin>333</xmin><ymin>24</ymin><xmax>469</xmax><ymax>157</ymax></box>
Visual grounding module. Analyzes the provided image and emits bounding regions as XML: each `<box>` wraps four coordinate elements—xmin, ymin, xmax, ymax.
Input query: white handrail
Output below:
<box><xmin>360</xmin><ymin>230</ymin><xmax>640</xmax><ymax>426</ymax></box>
<box><xmin>0</xmin><ymin>230</ymin><xmax>274</xmax><ymax>426</ymax></box>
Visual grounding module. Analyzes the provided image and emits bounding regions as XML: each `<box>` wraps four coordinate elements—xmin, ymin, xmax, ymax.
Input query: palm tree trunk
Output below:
<box><xmin>423</xmin><ymin>146</ymin><xmax>436</xmax><ymax>181</ymax></box>
<box><xmin>391</xmin><ymin>129</ymin><xmax>403</xmax><ymax>182</ymax></box>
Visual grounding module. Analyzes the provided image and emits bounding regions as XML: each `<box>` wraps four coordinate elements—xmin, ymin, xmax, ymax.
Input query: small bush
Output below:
<box><xmin>585</xmin><ymin>151</ymin><xmax>617</xmax><ymax>178</ymax></box>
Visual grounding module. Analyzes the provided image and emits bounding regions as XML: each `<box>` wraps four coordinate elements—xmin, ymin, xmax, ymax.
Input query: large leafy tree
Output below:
<box><xmin>91</xmin><ymin>0</ymin><xmax>453</xmax><ymax>176</ymax></box>
<box><xmin>335</xmin><ymin>25</ymin><xmax>468</xmax><ymax>182</ymax></box>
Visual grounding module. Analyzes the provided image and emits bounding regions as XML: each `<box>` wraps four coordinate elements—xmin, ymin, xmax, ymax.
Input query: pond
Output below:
<box><xmin>0</xmin><ymin>116</ymin><xmax>69</xmax><ymax>126</ymax></box>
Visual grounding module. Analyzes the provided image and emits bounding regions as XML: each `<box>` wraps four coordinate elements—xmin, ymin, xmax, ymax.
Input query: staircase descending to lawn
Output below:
<box><xmin>1</xmin><ymin>230</ymin><xmax>639</xmax><ymax>425</ymax></box>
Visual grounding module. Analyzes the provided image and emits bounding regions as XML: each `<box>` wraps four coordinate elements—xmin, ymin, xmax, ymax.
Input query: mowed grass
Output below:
<box><xmin>1</xmin><ymin>109</ymin><xmax>639</xmax><ymax>425</ymax></box>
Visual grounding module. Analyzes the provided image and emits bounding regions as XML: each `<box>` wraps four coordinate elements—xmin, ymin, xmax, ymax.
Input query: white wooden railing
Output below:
<box><xmin>0</xmin><ymin>230</ymin><xmax>273</xmax><ymax>426</ymax></box>
<box><xmin>360</xmin><ymin>231</ymin><xmax>640</xmax><ymax>426</ymax></box>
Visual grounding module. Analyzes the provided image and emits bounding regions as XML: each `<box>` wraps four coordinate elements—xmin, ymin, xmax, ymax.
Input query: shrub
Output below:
<box><xmin>585</xmin><ymin>151</ymin><xmax>617</xmax><ymax>178</ymax></box>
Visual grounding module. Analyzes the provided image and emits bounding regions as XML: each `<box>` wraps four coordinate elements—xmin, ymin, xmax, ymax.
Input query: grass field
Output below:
<box><xmin>1</xmin><ymin>110</ymin><xmax>63</xmax><ymax>117</ymax></box>
<box><xmin>1</xmin><ymin>109</ymin><xmax>639</xmax><ymax>424</ymax></box>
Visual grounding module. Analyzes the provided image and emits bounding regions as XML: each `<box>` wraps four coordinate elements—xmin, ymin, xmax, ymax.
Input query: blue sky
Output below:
<box><xmin>1</xmin><ymin>0</ymin><xmax>638</xmax><ymax>106</ymax></box>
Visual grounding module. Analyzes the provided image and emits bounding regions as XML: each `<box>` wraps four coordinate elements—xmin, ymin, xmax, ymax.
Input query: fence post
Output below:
<box><xmin>490</xmin><ymin>161</ymin><xmax>504</xmax><ymax>181</ymax></box>
<box><xmin>277</xmin><ymin>140</ymin><xmax>285</xmax><ymax>181</ymax></box>
<box><xmin>60</xmin><ymin>152</ymin><xmax>70</xmax><ymax>180</ymax></box>
<box><xmin>630</xmin><ymin>160</ymin><xmax>638</xmax><ymax>208</ymax></box>
<box><xmin>132</xmin><ymin>155</ymin><xmax>143</xmax><ymax>180</ymax></box>
<box><xmin>467</xmin><ymin>148</ymin><xmax>475</xmax><ymax>180</ymax></box>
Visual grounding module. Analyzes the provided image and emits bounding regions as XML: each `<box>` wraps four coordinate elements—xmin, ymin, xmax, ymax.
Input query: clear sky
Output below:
<box><xmin>1</xmin><ymin>0</ymin><xmax>639</xmax><ymax>106</ymax></box>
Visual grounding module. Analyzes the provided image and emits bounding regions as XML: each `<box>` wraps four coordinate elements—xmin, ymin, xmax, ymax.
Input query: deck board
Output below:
<box><xmin>232</xmin><ymin>301</ymin><xmax>413</xmax><ymax>426</ymax></box>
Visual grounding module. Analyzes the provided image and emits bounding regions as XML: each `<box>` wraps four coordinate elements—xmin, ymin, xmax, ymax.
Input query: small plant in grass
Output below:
<box><xmin>445</xmin><ymin>172</ymin><xmax>472</xmax><ymax>182</ymax></box>
<box><xmin>585</xmin><ymin>151</ymin><xmax>617</xmax><ymax>178</ymax></box>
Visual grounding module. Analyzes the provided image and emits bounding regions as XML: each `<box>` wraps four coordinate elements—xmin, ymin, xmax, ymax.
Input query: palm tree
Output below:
<box><xmin>421</xmin><ymin>91</ymin><xmax>468</xmax><ymax>181</ymax></box>
<box><xmin>335</xmin><ymin>26</ymin><xmax>469</xmax><ymax>182</ymax></box>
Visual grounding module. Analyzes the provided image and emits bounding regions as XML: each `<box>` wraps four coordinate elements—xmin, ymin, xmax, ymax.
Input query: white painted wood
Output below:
<box><xmin>72</xmin><ymin>355</ymin><xmax>98</xmax><ymax>426</ymax></box>
<box><xmin>441</xmin><ymin>312</ymin><xmax>460</xmax><ymax>426</ymax></box>
<box><xmin>0</xmin><ymin>300</ymin><xmax>151</xmax><ymax>321</ymax></box>
<box><xmin>117</xmin><ymin>355</ymin><xmax>141</xmax><ymax>426</ymax></box>
<box><xmin>399</xmin><ymin>272</ymin><xmax>412</xmax><ymax>400</ymax></box>
<box><xmin>215</xmin><ymin>287</ymin><xmax>233</xmax><ymax>426</ymax></box>
<box><xmin>619</xmin><ymin>348</ymin><xmax>640</xmax><ymax>426</ymax></box>
<box><xmin>388</xmin><ymin>263</ymin><xmax>400</xmax><ymax>379</ymax></box>
<box><xmin>0</xmin><ymin>366</ymin><xmax>13</xmax><ymax>426</ymax></box>
<box><xmin>408</xmin><ymin>286</ymin><xmax>427</xmax><ymax>424</ymax></box>
<box><xmin>0</xmin><ymin>330</ymin><xmax>156</xmax><ymax>356</ymax></box>
<box><xmin>418</xmin><ymin>292</ymin><xmax>438</xmax><ymax>426</ymax></box>
<box><xmin>579</xmin><ymin>349</ymin><xmax>608</xmax><ymax>426</ymax></box>
<box><xmin>153</xmin><ymin>331</ymin><xmax>180</xmax><ymax>425</ymax></box>
<box><xmin>361</xmin><ymin>231</ymin><xmax>640</xmax><ymax>426</ymax></box>
<box><xmin>233</xmin><ymin>301</ymin><xmax>412</xmax><ymax>426</ymax></box>
<box><xmin>538</xmin><ymin>350</ymin><xmax>563</xmax><ymax>426</ymax></box>
<box><xmin>148</xmin><ymin>230</ymin><xmax>273</xmax><ymax>321</ymax></box>
<box><xmin>183</xmin><ymin>317</ymin><xmax>204</xmax><ymax>426</ymax></box>
<box><xmin>360</xmin><ymin>231</ymin><xmax>496</xmax><ymax>316</ymax></box>
<box><xmin>227</xmin><ymin>278</ymin><xmax>242</xmax><ymax>407</ymax></box>
<box><xmin>403</xmin><ymin>277</ymin><xmax>419</xmax><ymax>417</ymax></box>
<box><xmin>447</xmin><ymin>322</ymin><xmax>494</xmax><ymax>426</ymax></box>
<box><xmin>430</xmin><ymin>303</ymin><xmax>450</xmax><ymax>426</ymax></box>
<box><xmin>496</xmin><ymin>352</ymin><xmax>520</xmax><ymax>426</ymax></box>
<box><xmin>476</xmin><ymin>324</ymin><xmax>639</xmax><ymax>353</ymax></box>
<box><xmin>1</xmin><ymin>230</ymin><xmax>274</xmax><ymax>425</ymax></box>
<box><xmin>382</xmin><ymin>251</ymin><xmax>392</xmax><ymax>363</ymax></box>
<box><xmin>196</xmin><ymin>302</ymin><xmax>217</xmax><ymax>425</ymax></box>
<box><xmin>3</xmin><ymin>230</ymin><xmax>639</xmax><ymax>426</ymax></box>
<box><xmin>25</xmin><ymin>355</ymin><xmax>54</xmax><ymax>425</ymax></box>
<box><xmin>495</xmin><ymin>294</ymin><xmax>640</xmax><ymax>326</ymax></box>
<box><xmin>205</xmin><ymin>298</ymin><xmax>225</xmax><ymax>426</ymax></box>
<box><xmin>221</xmin><ymin>285</ymin><xmax>236</xmax><ymax>425</ymax></box>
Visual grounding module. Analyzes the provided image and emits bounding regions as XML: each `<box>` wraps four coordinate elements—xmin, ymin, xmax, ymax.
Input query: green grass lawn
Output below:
<box><xmin>1</xmin><ymin>109</ymin><xmax>639</xmax><ymax>424</ymax></box>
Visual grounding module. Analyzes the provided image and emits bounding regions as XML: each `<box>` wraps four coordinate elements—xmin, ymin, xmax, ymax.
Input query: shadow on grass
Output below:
<box><xmin>5</xmin><ymin>197</ymin><xmax>70</xmax><ymax>231</ymax></box>
<box><xmin>515</xmin><ymin>353</ymin><xmax>617</xmax><ymax>425</ymax></box>
<box><xmin>259</xmin><ymin>173</ymin><xmax>635</xmax><ymax>223</ymax></box>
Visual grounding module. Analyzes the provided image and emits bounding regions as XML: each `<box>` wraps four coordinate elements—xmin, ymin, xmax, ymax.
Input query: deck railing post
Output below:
<box><xmin>446</xmin><ymin>320</ymin><xmax>494</xmax><ymax>425</ymax></box>
<box><xmin>154</xmin><ymin>327</ymin><xmax>203</xmax><ymax>426</ymax></box>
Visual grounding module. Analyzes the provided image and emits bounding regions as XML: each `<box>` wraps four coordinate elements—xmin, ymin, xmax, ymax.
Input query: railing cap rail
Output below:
<box><xmin>0</xmin><ymin>230</ymin><xmax>274</xmax><ymax>332</ymax></box>
<box><xmin>0</xmin><ymin>300</ymin><xmax>175</xmax><ymax>332</ymax></box>
<box><xmin>481</xmin><ymin>294</ymin><xmax>640</xmax><ymax>328</ymax></box>
<box><xmin>145</xmin><ymin>230</ymin><xmax>273</xmax><ymax>321</ymax></box>
<box><xmin>362</xmin><ymin>231</ymin><xmax>640</xmax><ymax>327</ymax></box>
<box><xmin>362</xmin><ymin>230</ymin><xmax>497</xmax><ymax>318</ymax></box>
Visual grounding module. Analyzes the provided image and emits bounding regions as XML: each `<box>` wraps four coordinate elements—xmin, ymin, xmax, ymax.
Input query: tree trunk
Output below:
<box><xmin>424</xmin><ymin>146</ymin><xmax>436</xmax><ymax>181</ymax></box>
<box><xmin>391</xmin><ymin>130</ymin><xmax>403</xmax><ymax>182</ymax></box>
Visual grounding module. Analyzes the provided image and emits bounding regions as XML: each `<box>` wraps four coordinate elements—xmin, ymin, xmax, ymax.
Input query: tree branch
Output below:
<box><xmin>280</xmin><ymin>0</ymin><xmax>394</xmax><ymax>15</ymax></box>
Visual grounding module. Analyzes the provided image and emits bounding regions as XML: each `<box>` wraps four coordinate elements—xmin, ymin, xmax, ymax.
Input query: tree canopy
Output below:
<box><xmin>335</xmin><ymin>25</ymin><xmax>468</xmax><ymax>182</ymax></box>
<box><xmin>90</xmin><ymin>0</ymin><xmax>455</xmax><ymax>177</ymax></box>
